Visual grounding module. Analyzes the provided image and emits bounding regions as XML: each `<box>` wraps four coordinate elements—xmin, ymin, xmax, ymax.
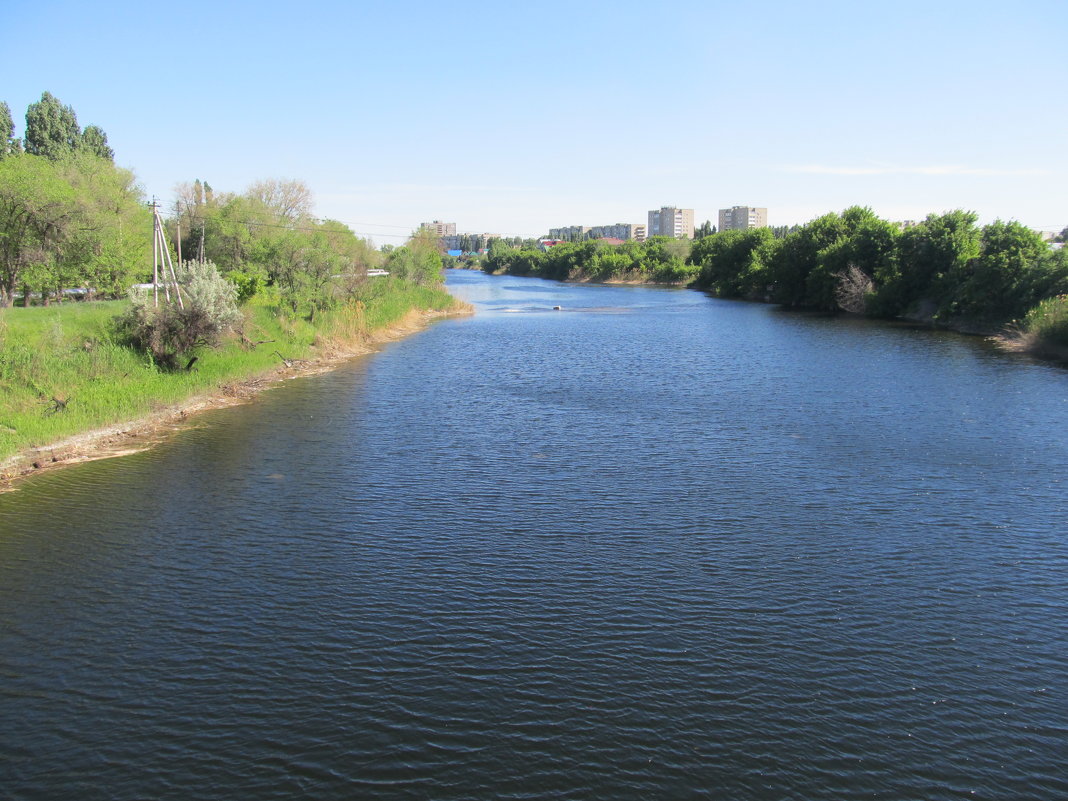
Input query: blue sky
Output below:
<box><xmin>4</xmin><ymin>0</ymin><xmax>1065</xmax><ymax>240</ymax></box>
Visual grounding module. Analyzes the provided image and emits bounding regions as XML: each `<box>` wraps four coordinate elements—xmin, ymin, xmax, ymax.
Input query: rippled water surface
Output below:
<box><xmin>2</xmin><ymin>270</ymin><xmax>1067</xmax><ymax>800</ymax></box>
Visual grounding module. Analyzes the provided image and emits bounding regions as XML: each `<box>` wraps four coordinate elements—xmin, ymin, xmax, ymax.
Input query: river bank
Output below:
<box><xmin>0</xmin><ymin>301</ymin><xmax>471</xmax><ymax>489</ymax></box>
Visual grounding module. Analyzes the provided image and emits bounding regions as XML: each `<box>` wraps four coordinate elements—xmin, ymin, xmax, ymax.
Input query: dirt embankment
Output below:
<box><xmin>0</xmin><ymin>307</ymin><xmax>469</xmax><ymax>489</ymax></box>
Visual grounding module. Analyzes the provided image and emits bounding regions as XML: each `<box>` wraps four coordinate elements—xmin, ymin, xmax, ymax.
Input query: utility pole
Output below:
<box><xmin>174</xmin><ymin>200</ymin><xmax>183</xmax><ymax>266</ymax></box>
<box><xmin>150</xmin><ymin>198</ymin><xmax>184</xmax><ymax>309</ymax></box>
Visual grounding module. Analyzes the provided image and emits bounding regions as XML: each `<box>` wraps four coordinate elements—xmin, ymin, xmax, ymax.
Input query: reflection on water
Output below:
<box><xmin>1</xmin><ymin>270</ymin><xmax>1067</xmax><ymax>800</ymax></box>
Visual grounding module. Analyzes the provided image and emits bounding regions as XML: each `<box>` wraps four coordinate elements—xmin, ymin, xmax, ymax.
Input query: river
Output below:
<box><xmin>1</xmin><ymin>269</ymin><xmax>1066</xmax><ymax>800</ymax></box>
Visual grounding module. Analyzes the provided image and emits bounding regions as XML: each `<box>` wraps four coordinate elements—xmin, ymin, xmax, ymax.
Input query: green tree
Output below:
<box><xmin>24</xmin><ymin>92</ymin><xmax>82</xmax><ymax>160</ymax></box>
<box><xmin>59</xmin><ymin>153</ymin><xmax>149</xmax><ymax>296</ymax></box>
<box><xmin>764</xmin><ymin>212</ymin><xmax>846</xmax><ymax>307</ymax></box>
<box><xmin>875</xmin><ymin>210</ymin><xmax>981</xmax><ymax>318</ymax></box>
<box><xmin>0</xmin><ymin>153</ymin><xmax>148</xmax><ymax>305</ymax></box>
<box><xmin>806</xmin><ymin>207</ymin><xmax>898</xmax><ymax>312</ymax></box>
<box><xmin>0</xmin><ymin>154</ymin><xmax>79</xmax><ymax>306</ymax></box>
<box><xmin>690</xmin><ymin>228</ymin><xmax>775</xmax><ymax>297</ymax></box>
<box><xmin>387</xmin><ymin>228</ymin><xmax>444</xmax><ymax>286</ymax></box>
<box><xmin>694</xmin><ymin>220</ymin><xmax>716</xmax><ymax>239</ymax></box>
<box><xmin>943</xmin><ymin>220</ymin><xmax>1052</xmax><ymax>324</ymax></box>
<box><xmin>0</xmin><ymin>101</ymin><xmax>21</xmax><ymax>157</ymax></box>
<box><xmin>80</xmin><ymin>125</ymin><xmax>113</xmax><ymax>161</ymax></box>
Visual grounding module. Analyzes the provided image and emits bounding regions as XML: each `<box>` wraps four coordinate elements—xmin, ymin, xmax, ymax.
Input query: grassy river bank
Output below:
<box><xmin>0</xmin><ymin>279</ymin><xmax>469</xmax><ymax>484</ymax></box>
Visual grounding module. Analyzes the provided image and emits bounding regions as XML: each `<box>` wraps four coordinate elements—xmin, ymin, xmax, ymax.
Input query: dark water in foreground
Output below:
<box><xmin>2</xmin><ymin>270</ymin><xmax>1067</xmax><ymax>800</ymax></box>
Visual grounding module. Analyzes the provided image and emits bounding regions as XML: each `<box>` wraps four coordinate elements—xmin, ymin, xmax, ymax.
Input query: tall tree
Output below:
<box><xmin>24</xmin><ymin>92</ymin><xmax>82</xmax><ymax>160</ymax></box>
<box><xmin>876</xmin><ymin>210</ymin><xmax>981</xmax><ymax>317</ymax></box>
<box><xmin>246</xmin><ymin>178</ymin><xmax>313</xmax><ymax>223</ymax></box>
<box><xmin>0</xmin><ymin>155</ymin><xmax>79</xmax><ymax>305</ymax></box>
<box><xmin>0</xmin><ymin>152</ymin><xmax>147</xmax><ymax>306</ymax></box>
<box><xmin>944</xmin><ymin>220</ymin><xmax>1051</xmax><ymax>323</ymax></box>
<box><xmin>690</xmin><ymin>227</ymin><xmax>775</xmax><ymax>297</ymax></box>
<box><xmin>694</xmin><ymin>220</ymin><xmax>716</xmax><ymax>239</ymax></box>
<box><xmin>0</xmin><ymin>101</ymin><xmax>21</xmax><ymax>157</ymax></box>
<box><xmin>80</xmin><ymin>124</ymin><xmax>114</xmax><ymax>161</ymax></box>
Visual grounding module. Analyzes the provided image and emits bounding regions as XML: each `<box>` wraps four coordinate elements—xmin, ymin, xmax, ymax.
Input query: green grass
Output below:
<box><xmin>0</xmin><ymin>279</ymin><xmax>463</xmax><ymax>463</ymax></box>
<box><xmin>1021</xmin><ymin>294</ymin><xmax>1068</xmax><ymax>349</ymax></box>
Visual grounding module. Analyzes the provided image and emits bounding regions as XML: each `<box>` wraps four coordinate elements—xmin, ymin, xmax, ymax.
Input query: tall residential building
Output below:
<box><xmin>718</xmin><ymin>206</ymin><xmax>768</xmax><ymax>231</ymax></box>
<box><xmin>421</xmin><ymin>220</ymin><xmax>457</xmax><ymax>236</ymax></box>
<box><xmin>648</xmin><ymin>207</ymin><xmax>695</xmax><ymax>239</ymax></box>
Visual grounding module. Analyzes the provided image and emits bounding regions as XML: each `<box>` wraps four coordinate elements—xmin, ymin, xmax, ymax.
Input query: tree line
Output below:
<box><xmin>480</xmin><ymin>206</ymin><xmax>1068</xmax><ymax>336</ymax></box>
<box><xmin>1</xmin><ymin>92</ymin><xmax>445</xmax><ymax>313</ymax></box>
<box><xmin>480</xmin><ymin>236</ymin><xmax>698</xmax><ymax>284</ymax></box>
<box><xmin>0</xmin><ymin>93</ymin><xmax>144</xmax><ymax>306</ymax></box>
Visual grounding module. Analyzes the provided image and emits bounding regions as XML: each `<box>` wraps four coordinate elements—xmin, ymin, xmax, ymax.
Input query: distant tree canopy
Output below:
<box><xmin>21</xmin><ymin>92</ymin><xmax>113</xmax><ymax>162</ymax></box>
<box><xmin>483</xmin><ymin>236</ymin><xmax>697</xmax><ymax>284</ymax></box>
<box><xmin>480</xmin><ymin>207</ymin><xmax>1067</xmax><ymax>331</ymax></box>
<box><xmin>0</xmin><ymin>102</ymin><xmax>21</xmax><ymax>157</ymax></box>
<box><xmin>0</xmin><ymin>152</ymin><xmax>148</xmax><ymax>306</ymax></box>
<box><xmin>168</xmin><ymin>177</ymin><xmax>392</xmax><ymax>316</ymax></box>
<box><xmin>686</xmin><ymin>206</ymin><xmax>1067</xmax><ymax>328</ymax></box>
<box><xmin>694</xmin><ymin>220</ymin><xmax>717</xmax><ymax>239</ymax></box>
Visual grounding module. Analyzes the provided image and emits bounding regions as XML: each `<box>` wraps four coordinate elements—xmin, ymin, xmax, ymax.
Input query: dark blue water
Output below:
<box><xmin>2</xmin><ymin>270</ymin><xmax>1066</xmax><ymax>800</ymax></box>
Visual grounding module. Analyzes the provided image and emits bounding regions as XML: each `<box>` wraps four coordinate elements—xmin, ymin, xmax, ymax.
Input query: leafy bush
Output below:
<box><xmin>117</xmin><ymin>260</ymin><xmax>241</xmax><ymax>369</ymax></box>
<box><xmin>226</xmin><ymin>266</ymin><xmax>266</xmax><ymax>303</ymax></box>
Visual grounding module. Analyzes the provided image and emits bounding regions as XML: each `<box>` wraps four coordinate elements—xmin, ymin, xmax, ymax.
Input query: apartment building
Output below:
<box><xmin>590</xmin><ymin>223</ymin><xmax>647</xmax><ymax>241</ymax></box>
<box><xmin>548</xmin><ymin>225</ymin><xmax>591</xmax><ymax>241</ymax></box>
<box><xmin>647</xmin><ymin>207</ymin><xmax>695</xmax><ymax>239</ymax></box>
<box><xmin>718</xmin><ymin>206</ymin><xmax>768</xmax><ymax>231</ymax></box>
<box><xmin>421</xmin><ymin>220</ymin><xmax>457</xmax><ymax>236</ymax></box>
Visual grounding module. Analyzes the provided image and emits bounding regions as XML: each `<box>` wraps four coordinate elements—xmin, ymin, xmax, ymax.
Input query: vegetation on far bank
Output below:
<box><xmin>471</xmin><ymin>207</ymin><xmax>1068</xmax><ymax>355</ymax></box>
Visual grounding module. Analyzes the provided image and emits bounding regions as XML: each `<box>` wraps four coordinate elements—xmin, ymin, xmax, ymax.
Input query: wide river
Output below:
<box><xmin>2</xmin><ymin>270</ymin><xmax>1067</xmax><ymax>800</ymax></box>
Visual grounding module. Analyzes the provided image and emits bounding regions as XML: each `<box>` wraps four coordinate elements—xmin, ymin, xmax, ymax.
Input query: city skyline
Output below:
<box><xmin>3</xmin><ymin>0</ymin><xmax>1065</xmax><ymax>242</ymax></box>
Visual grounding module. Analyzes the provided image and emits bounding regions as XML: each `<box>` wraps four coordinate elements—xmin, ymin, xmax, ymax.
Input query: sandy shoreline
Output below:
<box><xmin>0</xmin><ymin>307</ymin><xmax>468</xmax><ymax>490</ymax></box>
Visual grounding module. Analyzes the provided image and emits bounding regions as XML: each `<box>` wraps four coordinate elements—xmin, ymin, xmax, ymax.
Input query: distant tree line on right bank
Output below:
<box><xmin>480</xmin><ymin>206</ymin><xmax>1068</xmax><ymax>354</ymax></box>
<box><xmin>689</xmin><ymin>207</ymin><xmax>1066</xmax><ymax>330</ymax></box>
<box><xmin>689</xmin><ymin>207</ymin><xmax>1068</xmax><ymax>356</ymax></box>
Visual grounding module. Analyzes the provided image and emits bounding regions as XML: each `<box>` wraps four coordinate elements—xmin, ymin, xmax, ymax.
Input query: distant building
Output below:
<box><xmin>718</xmin><ymin>206</ymin><xmax>768</xmax><ymax>231</ymax></box>
<box><xmin>421</xmin><ymin>220</ymin><xmax>457</xmax><ymax>236</ymax></box>
<box><xmin>590</xmin><ymin>223</ymin><xmax>646</xmax><ymax>241</ymax></box>
<box><xmin>548</xmin><ymin>225</ymin><xmax>591</xmax><ymax>241</ymax></box>
<box><xmin>550</xmin><ymin>223</ymin><xmax>647</xmax><ymax>242</ymax></box>
<box><xmin>442</xmin><ymin>233</ymin><xmax>499</xmax><ymax>251</ymax></box>
<box><xmin>648</xmin><ymin>207</ymin><xmax>695</xmax><ymax>239</ymax></box>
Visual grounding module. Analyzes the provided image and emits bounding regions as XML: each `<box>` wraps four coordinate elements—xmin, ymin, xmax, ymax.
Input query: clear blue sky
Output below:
<box><xmin>4</xmin><ymin>0</ymin><xmax>1065</xmax><ymax>240</ymax></box>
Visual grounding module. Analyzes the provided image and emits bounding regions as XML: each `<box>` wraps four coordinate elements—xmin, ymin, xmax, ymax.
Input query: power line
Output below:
<box><xmin>166</xmin><ymin>208</ymin><xmax>534</xmax><ymax>242</ymax></box>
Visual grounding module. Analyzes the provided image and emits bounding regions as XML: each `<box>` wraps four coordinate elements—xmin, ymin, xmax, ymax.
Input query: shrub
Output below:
<box><xmin>117</xmin><ymin>260</ymin><xmax>241</xmax><ymax>369</ymax></box>
<box><xmin>226</xmin><ymin>266</ymin><xmax>266</xmax><ymax>303</ymax></box>
<box><xmin>1022</xmin><ymin>294</ymin><xmax>1068</xmax><ymax>350</ymax></box>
